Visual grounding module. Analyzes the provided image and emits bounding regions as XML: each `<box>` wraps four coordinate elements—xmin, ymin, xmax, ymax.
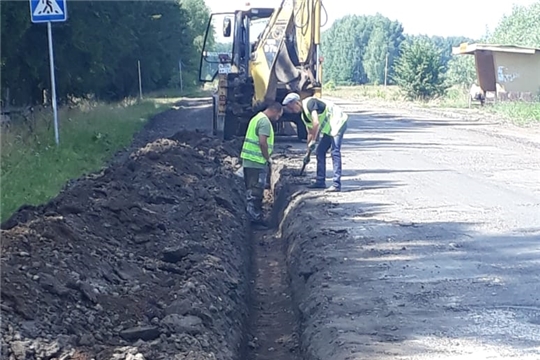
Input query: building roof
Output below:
<box><xmin>452</xmin><ymin>43</ymin><xmax>540</xmax><ymax>55</ymax></box>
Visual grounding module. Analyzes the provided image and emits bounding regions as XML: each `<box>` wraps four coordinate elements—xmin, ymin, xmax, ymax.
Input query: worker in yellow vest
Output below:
<box><xmin>282</xmin><ymin>93</ymin><xmax>348</xmax><ymax>192</ymax></box>
<box><xmin>240</xmin><ymin>101</ymin><xmax>283</xmax><ymax>225</ymax></box>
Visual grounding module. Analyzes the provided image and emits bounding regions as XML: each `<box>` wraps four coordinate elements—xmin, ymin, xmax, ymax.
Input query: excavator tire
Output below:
<box><xmin>212</xmin><ymin>96</ymin><xmax>218</xmax><ymax>136</ymax></box>
<box><xmin>211</xmin><ymin>96</ymin><xmax>237</xmax><ymax>141</ymax></box>
<box><xmin>223</xmin><ymin>115</ymin><xmax>238</xmax><ymax>141</ymax></box>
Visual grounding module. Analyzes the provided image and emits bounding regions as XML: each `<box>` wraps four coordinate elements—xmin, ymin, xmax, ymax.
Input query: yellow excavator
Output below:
<box><xmin>198</xmin><ymin>0</ymin><xmax>326</xmax><ymax>140</ymax></box>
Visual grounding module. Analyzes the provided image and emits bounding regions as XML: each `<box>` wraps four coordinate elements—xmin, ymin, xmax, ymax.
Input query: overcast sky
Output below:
<box><xmin>203</xmin><ymin>0</ymin><xmax>537</xmax><ymax>39</ymax></box>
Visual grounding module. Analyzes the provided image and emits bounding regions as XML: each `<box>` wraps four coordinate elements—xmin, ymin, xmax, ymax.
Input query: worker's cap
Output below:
<box><xmin>282</xmin><ymin>93</ymin><xmax>301</xmax><ymax>105</ymax></box>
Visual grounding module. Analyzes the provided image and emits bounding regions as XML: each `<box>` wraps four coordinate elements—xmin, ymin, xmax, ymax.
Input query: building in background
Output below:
<box><xmin>452</xmin><ymin>43</ymin><xmax>540</xmax><ymax>102</ymax></box>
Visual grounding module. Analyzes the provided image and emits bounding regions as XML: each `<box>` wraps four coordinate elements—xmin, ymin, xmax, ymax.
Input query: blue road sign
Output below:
<box><xmin>30</xmin><ymin>0</ymin><xmax>67</xmax><ymax>23</ymax></box>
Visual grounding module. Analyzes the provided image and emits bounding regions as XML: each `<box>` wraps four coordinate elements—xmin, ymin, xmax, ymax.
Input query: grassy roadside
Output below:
<box><xmin>0</xmin><ymin>88</ymin><xmax>209</xmax><ymax>222</ymax></box>
<box><xmin>324</xmin><ymin>85</ymin><xmax>540</xmax><ymax>125</ymax></box>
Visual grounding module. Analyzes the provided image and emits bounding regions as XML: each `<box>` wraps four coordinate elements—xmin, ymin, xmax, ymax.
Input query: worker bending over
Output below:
<box><xmin>282</xmin><ymin>93</ymin><xmax>348</xmax><ymax>192</ymax></box>
<box><xmin>240</xmin><ymin>101</ymin><xmax>283</xmax><ymax>225</ymax></box>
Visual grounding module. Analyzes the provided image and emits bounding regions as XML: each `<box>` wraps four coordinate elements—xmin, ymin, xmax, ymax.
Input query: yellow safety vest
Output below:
<box><xmin>301</xmin><ymin>98</ymin><xmax>348</xmax><ymax>136</ymax></box>
<box><xmin>240</xmin><ymin>112</ymin><xmax>274</xmax><ymax>164</ymax></box>
<box><xmin>301</xmin><ymin>98</ymin><xmax>331</xmax><ymax>135</ymax></box>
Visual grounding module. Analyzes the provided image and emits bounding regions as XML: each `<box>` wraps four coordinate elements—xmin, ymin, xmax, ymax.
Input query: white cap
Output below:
<box><xmin>282</xmin><ymin>93</ymin><xmax>301</xmax><ymax>105</ymax></box>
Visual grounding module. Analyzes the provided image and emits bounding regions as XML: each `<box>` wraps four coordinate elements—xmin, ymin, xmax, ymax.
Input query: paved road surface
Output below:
<box><xmin>282</xmin><ymin>99</ymin><xmax>540</xmax><ymax>359</ymax></box>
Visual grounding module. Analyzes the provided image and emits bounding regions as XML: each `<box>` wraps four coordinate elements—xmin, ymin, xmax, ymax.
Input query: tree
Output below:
<box><xmin>182</xmin><ymin>0</ymin><xmax>212</xmax><ymax>53</ymax></box>
<box><xmin>404</xmin><ymin>35</ymin><xmax>475</xmax><ymax>67</ymax></box>
<box><xmin>322</xmin><ymin>14</ymin><xmax>404</xmax><ymax>85</ymax></box>
<box><xmin>0</xmin><ymin>0</ymin><xmax>210</xmax><ymax>106</ymax></box>
<box><xmin>490</xmin><ymin>2</ymin><xmax>540</xmax><ymax>47</ymax></box>
<box><xmin>429</xmin><ymin>36</ymin><xmax>476</xmax><ymax>65</ymax></box>
<box><xmin>363</xmin><ymin>26</ymin><xmax>389</xmax><ymax>85</ymax></box>
<box><xmin>445</xmin><ymin>55</ymin><xmax>476</xmax><ymax>88</ymax></box>
<box><xmin>393</xmin><ymin>38</ymin><xmax>449</xmax><ymax>100</ymax></box>
<box><xmin>322</xmin><ymin>15</ymin><xmax>367</xmax><ymax>84</ymax></box>
<box><xmin>443</xmin><ymin>1</ymin><xmax>540</xmax><ymax>88</ymax></box>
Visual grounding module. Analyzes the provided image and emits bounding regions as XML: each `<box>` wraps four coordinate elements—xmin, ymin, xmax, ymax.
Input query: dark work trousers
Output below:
<box><xmin>315</xmin><ymin>123</ymin><xmax>347</xmax><ymax>189</ymax></box>
<box><xmin>243</xmin><ymin>167</ymin><xmax>266</xmax><ymax>222</ymax></box>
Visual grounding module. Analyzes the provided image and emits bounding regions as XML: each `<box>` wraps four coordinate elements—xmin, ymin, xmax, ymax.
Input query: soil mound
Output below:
<box><xmin>1</xmin><ymin>131</ymin><xmax>250</xmax><ymax>360</ymax></box>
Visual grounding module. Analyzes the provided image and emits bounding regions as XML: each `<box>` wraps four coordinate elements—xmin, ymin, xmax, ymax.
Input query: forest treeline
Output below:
<box><xmin>2</xmin><ymin>1</ymin><xmax>539</xmax><ymax>106</ymax></box>
<box><xmin>322</xmin><ymin>14</ymin><xmax>473</xmax><ymax>85</ymax></box>
<box><xmin>322</xmin><ymin>1</ymin><xmax>540</xmax><ymax>88</ymax></box>
<box><xmin>0</xmin><ymin>0</ymin><xmax>210</xmax><ymax>106</ymax></box>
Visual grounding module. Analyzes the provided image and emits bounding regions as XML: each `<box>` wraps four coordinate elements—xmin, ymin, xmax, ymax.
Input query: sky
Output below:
<box><xmin>203</xmin><ymin>0</ymin><xmax>537</xmax><ymax>39</ymax></box>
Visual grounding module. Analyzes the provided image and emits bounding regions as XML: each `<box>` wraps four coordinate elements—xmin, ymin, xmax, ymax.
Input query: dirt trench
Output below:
<box><xmin>0</xmin><ymin>100</ymin><xmax>312</xmax><ymax>360</ymax></box>
<box><xmin>242</xmin><ymin>159</ymin><xmax>304</xmax><ymax>360</ymax></box>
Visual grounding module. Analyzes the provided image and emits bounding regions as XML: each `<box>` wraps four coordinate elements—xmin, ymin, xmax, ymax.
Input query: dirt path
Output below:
<box><xmin>275</xmin><ymin>99</ymin><xmax>540</xmax><ymax>359</ymax></box>
<box><xmin>112</xmin><ymin>97</ymin><xmax>213</xmax><ymax>165</ymax></box>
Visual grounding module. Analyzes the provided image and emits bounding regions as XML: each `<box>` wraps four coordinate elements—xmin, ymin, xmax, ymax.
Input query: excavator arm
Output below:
<box><xmin>250</xmin><ymin>0</ymin><xmax>323</xmax><ymax>106</ymax></box>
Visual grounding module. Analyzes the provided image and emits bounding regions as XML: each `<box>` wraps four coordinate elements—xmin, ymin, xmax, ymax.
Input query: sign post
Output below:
<box><xmin>384</xmin><ymin>53</ymin><xmax>389</xmax><ymax>88</ymax></box>
<box><xmin>137</xmin><ymin>60</ymin><xmax>143</xmax><ymax>100</ymax></box>
<box><xmin>29</xmin><ymin>0</ymin><xmax>68</xmax><ymax>145</ymax></box>
<box><xmin>178</xmin><ymin>60</ymin><xmax>183</xmax><ymax>93</ymax></box>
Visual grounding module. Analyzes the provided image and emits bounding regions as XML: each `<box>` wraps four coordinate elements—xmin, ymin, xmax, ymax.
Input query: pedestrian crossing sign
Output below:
<box><xmin>30</xmin><ymin>0</ymin><xmax>67</xmax><ymax>23</ymax></box>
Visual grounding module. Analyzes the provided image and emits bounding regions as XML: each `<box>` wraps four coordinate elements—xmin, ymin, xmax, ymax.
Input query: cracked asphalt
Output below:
<box><xmin>281</xmin><ymin>99</ymin><xmax>540</xmax><ymax>359</ymax></box>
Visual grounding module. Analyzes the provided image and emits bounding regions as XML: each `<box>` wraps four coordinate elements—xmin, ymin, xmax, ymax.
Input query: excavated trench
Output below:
<box><xmin>242</xmin><ymin>160</ymin><xmax>306</xmax><ymax>360</ymax></box>
<box><xmin>0</xmin><ymin>125</ymin><xmax>312</xmax><ymax>360</ymax></box>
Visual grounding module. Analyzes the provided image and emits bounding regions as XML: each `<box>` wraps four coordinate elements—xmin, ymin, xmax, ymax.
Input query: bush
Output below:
<box><xmin>393</xmin><ymin>38</ymin><xmax>449</xmax><ymax>100</ymax></box>
<box><xmin>324</xmin><ymin>80</ymin><xmax>337</xmax><ymax>90</ymax></box>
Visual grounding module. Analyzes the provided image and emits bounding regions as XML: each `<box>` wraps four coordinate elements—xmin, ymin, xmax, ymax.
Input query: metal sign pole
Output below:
<box><xmin>30</xmin><ymin>0</ymin><xmax>67</xmax><ymax>145</ymax></box>
<box><xmin>138</xmin><ymin>60</ymin><xmax>143</xmax><ymax>100</ymax></box>
<box><xmin>47</xmin><ymin>21</ymin><xmax>60</xmax><ymax>145</ymax></box>
<box><xmin>179</xmin><ymin>60</ymin><xmax>183</xmax><ymax>92</ymax></box>
<box><xmin>384</xmin><ymin>53</ymin><xmax>389</xmax><ymax>88</ymax></box>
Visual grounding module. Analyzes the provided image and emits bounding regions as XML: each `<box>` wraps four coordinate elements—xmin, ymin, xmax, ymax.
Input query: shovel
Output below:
<box><xmin>295</xmin><ymin>151</ymin><xmax>311</xmax><ymax>177</ymax></box>
<box><xmin>295</xmin><ymin>125</ymin><xmax>322</xmax><ymax>177</ymax></box>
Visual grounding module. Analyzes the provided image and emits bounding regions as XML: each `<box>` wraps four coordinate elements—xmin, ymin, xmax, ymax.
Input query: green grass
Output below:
<box><xmin>489</xmin><ymin>102</ymin><xmax>540</xmax><ymax>125</ymax></box>
<box><xmin>324</xmin><ymin>84</ymin><xmax>401</xmax><ymax>101</ymax></box>
<box><xmin>0</xmin><ymin>89</ymin><xmax>209</xmax><ymax>222</ymax></box>
<box><xmin>324</xmin><ymin>84</ymin><xmax>540</xmax><ymax>125</ymax></box>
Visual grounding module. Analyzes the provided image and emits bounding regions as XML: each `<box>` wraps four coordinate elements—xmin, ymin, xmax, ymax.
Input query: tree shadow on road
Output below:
<box><xmin>281</xmin><ymin>188</ymin><xmax>540</xmax><ymax>359</ymax></box>
<box><xmin>345</xmin><ymin>112</ymin><xmax>492</xmax><ymax>135</ymax></box>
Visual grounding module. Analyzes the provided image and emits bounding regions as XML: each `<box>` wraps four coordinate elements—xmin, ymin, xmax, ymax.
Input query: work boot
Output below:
<box><xmin>248</xmin><ymin>212</ymin><xmax>268</xmax><ymax>230</ymax></box>
<box><xmin>307</xmin><ymin>182</ymin><xmax>326</xmax><ymax>189</ymax></box>
<box><xmin>246</xmin><ymin>201</ymin><xmax>262</xmax><ymax>221</ymax></box>
<box><xmin>251</xmin><ymin>217</ymin><xmax>269</xmax><ymax>229</ymax></box>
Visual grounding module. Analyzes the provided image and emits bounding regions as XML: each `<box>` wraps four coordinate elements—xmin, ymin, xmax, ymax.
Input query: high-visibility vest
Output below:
<box><xmin>301</xmin><ymin>98</ymin><xmax>348</xmax><ymax>136</ymax></box>
<box><xmin>240</xmin><ymin>112</ymin><xmax>274</xmax><ymax>164</ymax></box>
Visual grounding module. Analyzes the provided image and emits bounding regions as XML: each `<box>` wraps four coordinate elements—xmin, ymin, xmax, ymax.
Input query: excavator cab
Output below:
<box><xmin>199</xmin><ymin>9</ymin><xmax>273</xmax><ymax>83</ymax></box>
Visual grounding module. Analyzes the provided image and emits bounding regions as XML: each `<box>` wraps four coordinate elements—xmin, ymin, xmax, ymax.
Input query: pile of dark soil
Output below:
<box><xmin>1</xmin><ymin>131</ymin><xmax>251</xmax><ymax>360</ymax></box>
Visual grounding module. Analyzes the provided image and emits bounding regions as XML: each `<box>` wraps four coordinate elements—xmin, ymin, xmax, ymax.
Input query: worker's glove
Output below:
<box><xmin>308</xmin><ymin>141</ymin><xmax>317</xmax><ymax>152</ymax></box>
<box><xmin>302</xmin><ymin>154</ymin><xmax>311</xmax><ymax>165</ymax></box>
<box><xmin>267</xmin><ymin>158</ymin><xmax>273</xmax><ymax>165</ymax></box>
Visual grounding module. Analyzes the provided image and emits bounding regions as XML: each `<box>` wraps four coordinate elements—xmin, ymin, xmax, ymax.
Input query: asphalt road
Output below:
<box><xmin>281</xmin><ymin>99</ymin><xmax>540</xmax><ymax>359</ymax></box>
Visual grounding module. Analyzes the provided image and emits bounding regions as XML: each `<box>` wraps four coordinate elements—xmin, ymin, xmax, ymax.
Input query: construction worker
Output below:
<box><xmin>240</xmin><ymin>101</ymin><xmax>283</xmax><ymax>225</ymax></box>
<box><xmin>282</xmin><ymin>93</ymin><xmax>348</xmax><ymax>192</ymax></box>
